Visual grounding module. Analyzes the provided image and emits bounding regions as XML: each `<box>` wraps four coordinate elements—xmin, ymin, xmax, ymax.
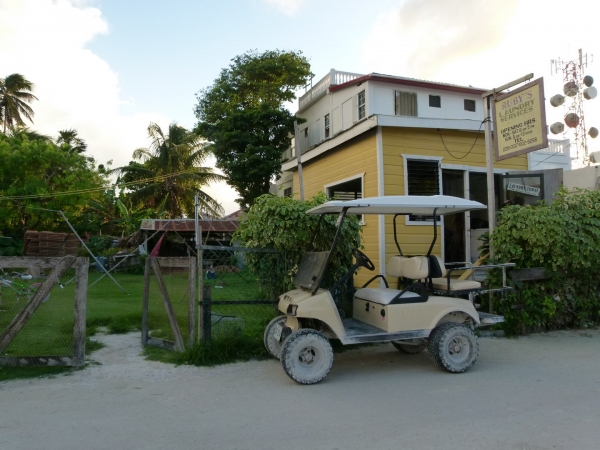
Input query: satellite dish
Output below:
<box><xmin>583</xmin><ymin>75</ymin><xmax>594</xmax><ymax>87</ymax></box>
<box><xmin>583</xmin><ymin>86</ymin><xmax>597</xmax><ymax>100</ymax></box>
<box><xmin>550</xmin><ymin>94</ymin><xmax>565</xmax><ymax>107</ymax></box>
<box><xmin>550</xmin><ymin>122</ymin><xmax>565</xmax><ymax>134</ymax></box>
<box><xmin>563</xmin><ymin>81</ymin><xmax>579</xmax><ymax>97</ymax></box>
<box><xmin>590</xmin><ymin>127</ymin><xmax>599</xmax><ymax>139</ymax></box>
<box><xmin>565</xmin><ymin>113</ymin><xmax>580</xmax><ymax>128</ymax></box>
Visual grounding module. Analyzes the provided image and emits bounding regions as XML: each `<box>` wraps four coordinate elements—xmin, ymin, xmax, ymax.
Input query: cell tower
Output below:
<box><xmin>550</xmin><ymin>49</ymin><xmax>598</xmax><ymax>165</ymax></box>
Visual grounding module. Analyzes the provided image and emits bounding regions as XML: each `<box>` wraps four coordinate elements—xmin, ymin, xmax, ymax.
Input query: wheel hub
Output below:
<box><xmin>298</xmin><ymin>347</ymin><xmax>316</xmax><ymax>365</ymax></box>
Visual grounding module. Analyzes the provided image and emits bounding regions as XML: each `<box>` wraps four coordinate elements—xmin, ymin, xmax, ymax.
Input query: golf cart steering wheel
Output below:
<box><xmin>353</xmin><ymin>249</ymin><xmax>375</xmax><ymax>271</ymax></box>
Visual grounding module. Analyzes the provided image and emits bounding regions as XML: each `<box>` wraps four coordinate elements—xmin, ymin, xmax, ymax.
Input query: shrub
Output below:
<box><xmin>490</xmin><ymin>188</ymin><xmax>600</xmax><ymax>334</ymax></box>
<box><xmin>233</xmin><ymin>193</ymin><xmax>362</xmax><ymax>301</ymax></box>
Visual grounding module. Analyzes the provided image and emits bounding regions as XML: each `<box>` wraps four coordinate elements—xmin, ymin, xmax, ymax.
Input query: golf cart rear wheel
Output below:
<box><xmin>264</xmin><ymin>315</ymin><xmax>286</xmax><ymax>360</ymax></box>
<box><xmin>392</xmin><ymin>339</ymin><xmax>426</xmax><ymax>354</ymax></box>
<box><xmin>428</xmin><ymin>322</ymin><xmax>479</xmax><ymax>373</ymax></box>
<box><xmin>281</xmin><ymin>329</ymin><xmax>333</xmax><ymax>385</ymax></box>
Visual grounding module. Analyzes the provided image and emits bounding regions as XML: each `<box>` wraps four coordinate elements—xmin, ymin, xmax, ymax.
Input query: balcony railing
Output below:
<box><xmin>298</xmin><ymin>69</ymin><xmax>363</xmax><ymax>110</ymax></box>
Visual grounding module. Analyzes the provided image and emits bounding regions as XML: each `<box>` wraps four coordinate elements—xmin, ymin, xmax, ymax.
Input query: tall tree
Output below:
<box><xmin>0</xmin><ymin>74</ymin><xmax>38</xmax><ymax>134</ymax></box>
<box><xmin>0</xmin><ymin>133</ymin><xmax>107</xmax><ymax>235</ymax></box>
<box><xmin>56</xmin><ymin>129</ymin><xmax>87</xmax><ymax>153</ymax></box>
<box><xmin>112</xmin><ymin>122</ymin><xmax>225</xmax><ymax>218</ymax></box>
<box><xmin>194</xmin><ymin>50</ymin><xmax>311</xmax><ymax>210</ymax></box>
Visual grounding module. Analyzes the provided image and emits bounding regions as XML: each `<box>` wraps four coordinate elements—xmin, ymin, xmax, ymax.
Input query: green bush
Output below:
<box><xmin>233</xmin><ymin>193</ymin><xmax>362</xmax><ymax>301</ymax></box>
<box><xmin>490</xmin><ymin>188</ymin><xmax>600</xmax><ymax>334</ymax></box>
<box><xmin>0</xmin><ymin>236</ymin><xmax>23</xmax><ymax>256</ymax></box>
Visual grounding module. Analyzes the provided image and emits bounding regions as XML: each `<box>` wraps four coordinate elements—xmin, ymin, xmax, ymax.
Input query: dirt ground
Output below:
<box><xmin>1</xmin><ymin>329</ymin><xmax>599</xmax><ymax>450</ymax></box>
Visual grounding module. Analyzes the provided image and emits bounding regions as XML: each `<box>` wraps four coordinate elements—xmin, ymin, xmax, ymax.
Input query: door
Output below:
<box><xmin>441</xmin><ymin>170</ymin><xmax>466</xmax><ymax>263</ymax></box>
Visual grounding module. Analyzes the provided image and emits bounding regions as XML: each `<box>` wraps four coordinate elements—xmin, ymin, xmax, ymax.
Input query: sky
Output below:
<box><xmin>1</xmin><ymin>0</ymin><xmax>599</xmax><ymax>214</ymax></box>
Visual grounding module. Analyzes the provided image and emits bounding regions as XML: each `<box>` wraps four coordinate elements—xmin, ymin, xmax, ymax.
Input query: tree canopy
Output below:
<box><xmin>111</xmin><ymin>122</ymin><xmax>225</xmax><ymax>218</ymax></box>
<box><xmin>0</xmin><ymin>73</ymin><xmax>38</xmax><ymax>134</ymax></box>
<box><xmin>0</xmin><ymin>133</ymin><xmax>107</xmax><ymax>235</ymax></box>
<box><xmin>194</xmin><ymin>50</ymin><xmax>311</xmax><ymax>210</ymax></box>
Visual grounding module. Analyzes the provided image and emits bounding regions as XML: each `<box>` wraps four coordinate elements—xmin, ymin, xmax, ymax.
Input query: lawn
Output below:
<box><xmin>0</xmin><ymin>265</ymin><xmax>278</xmax><ymax>380</ymax></box>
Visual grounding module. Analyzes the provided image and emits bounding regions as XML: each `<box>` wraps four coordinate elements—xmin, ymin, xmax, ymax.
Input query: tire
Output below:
<box><xmin>428</xmin><ymin>322</ymin><xmax>479</xmax><ymax>373</ymax></box>
<box><xmin>392</xmin><ymin>339</ymin><xmax>426</xmax><ymax>354</ymax></box>
<box><xmin>281</xmin><ymin>329</ymin><xmax>334</xmax><ymax>385</ymax></box>
<box><xmin>264</xmin><ymin>316</ymin><xmax>286</xmax><ymax>360</ymax></box>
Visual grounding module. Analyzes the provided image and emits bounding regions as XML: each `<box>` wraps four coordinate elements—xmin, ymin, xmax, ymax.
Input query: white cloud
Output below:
<box><xmin>361</xmin><ymin>0</ymin><xmax>600</xmax><ymax>159</ymax></box>
<box><xmin>0</xmin><ymin>0</ymin><xmax>238</xmax><ymax>214</ymax></box>
<box><xmin>263</xmin><ymin>0</ymin><xmax>307</xmax><ymax>16</ymax></box>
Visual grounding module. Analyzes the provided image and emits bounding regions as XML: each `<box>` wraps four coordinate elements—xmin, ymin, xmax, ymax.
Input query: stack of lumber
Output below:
<box><xmin>23</xmin><ymin>231</ymin><xmax>79</xmax><ymax>257</ymax></box>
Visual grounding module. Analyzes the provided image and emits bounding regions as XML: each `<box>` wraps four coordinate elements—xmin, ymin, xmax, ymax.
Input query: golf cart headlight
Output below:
<box><xmin>287</xmin><ymin>304</ymin><xmax>298</xmax><ymax>316</ymax></box>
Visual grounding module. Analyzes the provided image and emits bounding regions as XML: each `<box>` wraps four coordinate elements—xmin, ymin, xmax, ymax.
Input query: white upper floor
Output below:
<box><xmin>287</xmin><ymin>69</ymin><xmax>487</xmax><ymax>160</ymax></box>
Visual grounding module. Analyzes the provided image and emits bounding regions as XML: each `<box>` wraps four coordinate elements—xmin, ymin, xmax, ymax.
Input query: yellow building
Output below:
<box><xmin>278</xmin><ymin>71</ymin><xmax>528</xmax><ymax>286</ymax></box>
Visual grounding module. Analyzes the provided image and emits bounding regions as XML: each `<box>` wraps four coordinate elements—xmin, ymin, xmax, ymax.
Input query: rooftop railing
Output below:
<box><xmin>298</xmin><ymin>69</ymin><xmax>363</xmax><ymax>110</ymax></box>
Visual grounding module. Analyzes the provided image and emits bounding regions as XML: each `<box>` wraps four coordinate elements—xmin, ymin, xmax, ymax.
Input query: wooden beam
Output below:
<box><xmin>188</xmin><ymin>257</ymin><xmax>197</xmax><ymax>346</ymax></box>
<box><xmin>0</xmin><ymin>256</ymin><xmax>75</xmax><ymax>354</ymax></box>
<box><xmin>0</xmin><ymin>256</ymin><xmax>78</xmax><ymax>270</ymax></box>
<box><xmin>150</xmin><ymin>258</ymin><xmax>185</xmax><ymax>352</ymax></box>
<box><xmin>72</xmin><ymin>257</ymin><xmax>88</xmax><ymax>367</ymax></box>
<box><xmin>156</xmin><ymin>257</ymin><xmax>192</xmax><ymax>268</ymax></box>
<box><xmin>141</xmin><ymin>257</ymin><xmax>151</xmax><ymax>347</ymax></box>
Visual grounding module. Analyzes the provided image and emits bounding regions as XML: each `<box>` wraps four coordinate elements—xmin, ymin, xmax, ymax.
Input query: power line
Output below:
<box><xmin>0</xmin><ymin>168</ymin><xmax>201</xmax><ymax>201</ymax></box>
<box><xmin>437</xmin><ymin>118</ymin><xmax>488</xmax><ymax>160</ymax></box>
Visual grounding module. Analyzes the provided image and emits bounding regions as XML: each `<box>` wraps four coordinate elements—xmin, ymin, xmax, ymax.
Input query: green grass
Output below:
<box><xmin>1</xmin><ymin>267</ymin><xmax>277</xmax><ymax>376</ymax></box>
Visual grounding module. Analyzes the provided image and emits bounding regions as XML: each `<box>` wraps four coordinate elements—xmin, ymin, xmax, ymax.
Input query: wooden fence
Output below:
<box><xmin>0</xmin><ymin>256</ymin><xmax>88</xmax><ymax>367</ymax></box>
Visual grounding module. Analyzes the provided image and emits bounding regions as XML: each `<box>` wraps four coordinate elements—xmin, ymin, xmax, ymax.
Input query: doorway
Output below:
<box><xmin>441</xmin><ymin>170</ymin><xmax>465</xmax><ymax>263</ymax></box>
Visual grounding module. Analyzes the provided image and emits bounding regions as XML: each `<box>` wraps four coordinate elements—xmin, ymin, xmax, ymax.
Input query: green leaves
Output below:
<box><xmin>491</xmin><ymin>188</ymin><xmax>600</xmax><ymax>334</ymax></box>
<box><xmin>194</xmin><ymin>50</ymin><xmax>311</xmax><ymax>210</ymax></box>
<box><xmin>233</xmin><ymin>193</ymin><xmax>361</xmax><ymax>298</ymax></box>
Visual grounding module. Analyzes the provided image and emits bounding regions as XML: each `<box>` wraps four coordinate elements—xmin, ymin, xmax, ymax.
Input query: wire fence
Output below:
<box><xmin>198</xmin><ymin>246</ymin><xmax>285</xmax><ymax>346</ymax></box>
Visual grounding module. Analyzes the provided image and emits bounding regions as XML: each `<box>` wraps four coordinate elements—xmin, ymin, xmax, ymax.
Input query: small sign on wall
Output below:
<box><xmin>492</xmin><ymin>78</ymin><xmax>548</xmax><ymax>161</ymax></box>
<box><xmin>506</xmin><ymin>182</ymin><xmax>541</xmax><ymax>197</ymax></box>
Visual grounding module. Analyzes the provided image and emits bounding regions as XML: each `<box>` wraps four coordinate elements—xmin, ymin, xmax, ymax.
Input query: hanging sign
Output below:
<box><xmin>506</xmin><ymin>182</ymin><xmax>541</xmax><ymax>196</ymax></box>
<box><xmin>492</xmin><ymin>78</ymin><xmax>548</xmax><ymax>161</ymax></box>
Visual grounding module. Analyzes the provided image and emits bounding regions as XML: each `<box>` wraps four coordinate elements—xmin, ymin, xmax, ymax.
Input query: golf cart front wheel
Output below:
<box><xmin>264</xmin><ymin>316</ymin><xmax>286</xmax><ymax>360</ymax></box>
<box><xmin>392</xmin><ymin>339</ymin><xmax>426</xmax><ymax>354</ymax></box>
<box><xmin>281</xmin><ymin>329</ymin><xmax>333</xmax><ymax>385</ymax></box>
<box><xmin>428</xmin><ymin>322</ymin><xmax>479</xmax><ymax>373</ymax></box>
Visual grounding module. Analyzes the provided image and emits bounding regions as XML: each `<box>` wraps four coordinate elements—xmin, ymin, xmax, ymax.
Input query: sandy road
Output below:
<box><xmin>1</xmin><ymin>329</ymin><xmax>599</xmax><ymax>450</ymax></box>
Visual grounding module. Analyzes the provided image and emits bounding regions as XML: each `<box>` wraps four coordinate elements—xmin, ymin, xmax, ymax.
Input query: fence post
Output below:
<box><xmin>201</xmin><ymin>285</ymin><xmax>211</xmax><ymax>344</ymax></box>
<box><xmin>141</xmin><ymin>257</ymin><xmax>151</xmax><ymax>346</ymax></box>
<box><xmin>72</xmin><ymin>257</ymin><xmax>88</xmax><ymax>367</ymax></box>
<box><xmin>188</xmin><ymin>257</ymin><xmax>197</xmax><ymax>346</ymax></box>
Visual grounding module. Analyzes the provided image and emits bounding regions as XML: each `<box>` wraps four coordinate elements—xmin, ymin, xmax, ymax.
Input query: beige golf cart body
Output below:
<box><xmin>275</xmin><ymin>195</ymin><xmax>502</xmax><ymax>345</ymax></box>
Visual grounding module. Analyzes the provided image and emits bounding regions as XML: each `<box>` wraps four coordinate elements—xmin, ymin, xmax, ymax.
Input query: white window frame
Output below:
<box><xmin>324</xmin><ymin>113</ymin><xmax>330</xmax><ymax>139</ymax></box>
<box><xmin>324</xmin><ymin>173</ymin><xmax>366</xmax><ymax>225</ymax></box>
<box><xmin>357</xmin><ymin>90</ymin><xmax>366</xmax><ymax>120</ymax></box>
<box><xmin>402</xmin><ymin>154</ymin><xmax>443</xmax><ymax>225</ymax></box>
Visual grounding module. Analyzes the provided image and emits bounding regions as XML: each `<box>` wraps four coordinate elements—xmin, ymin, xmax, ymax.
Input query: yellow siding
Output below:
<box><xmin>292</xmin><ymin>130</ymin><xmax>379</xmax><ymax>287</ymax></box>
<box><xmin>381</xmin><ymin>126</ymin><xmax>527</xmax><ymax>267</ymax></box>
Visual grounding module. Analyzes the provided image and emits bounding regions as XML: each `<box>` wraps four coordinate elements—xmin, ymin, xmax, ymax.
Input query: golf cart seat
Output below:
<box><xmin>429</xmin><ymin>256</ymin><xmax>482</xmax><ymax>294</ymax></box>
<box><xmin>355</xmin><ymin>256</ymin><xmax>430</xmax><ymax>305</ymax></box>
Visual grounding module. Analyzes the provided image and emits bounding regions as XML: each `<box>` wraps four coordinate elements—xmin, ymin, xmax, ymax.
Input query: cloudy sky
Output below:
<box><xmin>1</xmin><ymin>0</ymin><xmax>598</xmax><ymax>213</ymax></box>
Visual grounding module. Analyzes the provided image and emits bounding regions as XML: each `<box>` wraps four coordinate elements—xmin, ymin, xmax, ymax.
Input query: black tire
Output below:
<box><xmin>428</xmin><ymin>322</ymin><xmax>479</xmax><ymax>373</ymax></box>
<box><xmin>281</xmin><ymin>329</ymin><xmax>333</xmax><ymax>385</ymax></box>
<box><xmin>392</xmin><ymin>339</ymin><xmax>426</xmax><ymax>354</ymax></box>
<box><xmin>264</xmin><ymin>316</ymin><xmax>286</xmax><ymax>360</ymax></box>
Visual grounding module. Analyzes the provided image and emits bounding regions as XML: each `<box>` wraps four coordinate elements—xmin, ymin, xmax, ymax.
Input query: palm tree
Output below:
<box><xmin>0</xmin><ymin>74</ymin><xmax>38</xmax><ymax>134</ymax></box>
<box><xmin>56</xmin><ymin>129</ymin><xmax>87</xmax><ymax>153</ymax></box>
<box><xmin>112</xmin><ymin>122</ymin><xmax>226</xmax><ymax>218</ymax></box>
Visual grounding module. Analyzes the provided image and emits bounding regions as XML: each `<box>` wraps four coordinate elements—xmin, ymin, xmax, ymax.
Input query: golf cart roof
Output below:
<box><xmin>306</xmin><ymin>195</ymin><xmax>486</xmax><ymax>216</ymax></box>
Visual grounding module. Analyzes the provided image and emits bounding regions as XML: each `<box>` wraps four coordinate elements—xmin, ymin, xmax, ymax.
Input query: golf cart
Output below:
<box><xmin>264</xmin><ymin>195</ymin><xmax>513</xmax><ymax>384</ymax></box>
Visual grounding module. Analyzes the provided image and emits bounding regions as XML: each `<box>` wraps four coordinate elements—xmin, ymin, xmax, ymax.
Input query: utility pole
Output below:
<box><xmin>481</xmin><ymin>73</ymin><xmax>534</xmax><ymax>257</ymax></box>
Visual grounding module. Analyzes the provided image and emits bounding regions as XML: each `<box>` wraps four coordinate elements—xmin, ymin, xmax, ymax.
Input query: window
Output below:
<box><xmin>325</xmin><ymin>174</ymin><xmax>365</xmax><ymax>223</ymax></box>
<box><xmin>395</xmin><ymin>91</ymin><xmax>417</xmax><ymax>116</ymax></box>
<box><xmin>429</xmin><ymin>95</ymin><xmax>441</xmax><ymax>108</ymax></box>
<box><xmin>358</xmin><ymin>90</ymin><xmax>366</xmax><ymax>120</ymax></box>
<box><xmin>405</xmin><ymin>159</ymin><xmax>440</xmax><ymax>222</ymax></box>
<box><xmin>304</xmin><ymin>128</ymin><xmax>309</xmax><ymax>138</ymax></box>
<box><xmin>283</xmin><ymin>187</ymin><xmax>292</xmax><ymax>198</ymax></box>
<box><xmin>324</xmin><ymin>114</ymin><xmax>330</xmax><ymax>139</ymax></box>
<box><xmin>464</xmin><ymin>99</ymin><xmax>476</xmax><ymax>112</ymax></box>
